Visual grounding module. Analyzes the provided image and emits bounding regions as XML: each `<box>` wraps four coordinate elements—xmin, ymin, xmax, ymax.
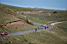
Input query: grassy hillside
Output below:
<box><xmin>0</xmin><ymin>3</ymin><xmax>33</xmax><ymax>12</ymax></box>
<box><xmin>0</xmin><ymin>3</ymin><xmax>33</xmax><ymax>32</ymax></box>
<box><xmin>0</xmin><ymin>3</ymin><xmax>67</xmax><ymax>44</ymax></box>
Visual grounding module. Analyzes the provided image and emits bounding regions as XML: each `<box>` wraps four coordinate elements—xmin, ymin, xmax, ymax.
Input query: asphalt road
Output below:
<box><xmin>7</xmin><ymin>21</ymin><xmax>66</xmax><ymax>36</ymax></box>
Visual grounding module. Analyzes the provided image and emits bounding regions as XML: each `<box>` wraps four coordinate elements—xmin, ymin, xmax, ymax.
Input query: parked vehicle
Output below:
<box><xmin>0</xmin><ymin>32</ymin><xmax>8</xmax><ymax>36</ymax></box>
<box><xmin>38</xmin><ymin>25</ymin><xmax>49</xmax><ymax>30</ymax></box>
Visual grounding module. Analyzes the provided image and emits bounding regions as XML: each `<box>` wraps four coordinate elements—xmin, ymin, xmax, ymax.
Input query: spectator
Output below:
<box><xmin>35</xmin><ymin>28</ymin><xmax>37</xmax><ymax>32</ymax></box>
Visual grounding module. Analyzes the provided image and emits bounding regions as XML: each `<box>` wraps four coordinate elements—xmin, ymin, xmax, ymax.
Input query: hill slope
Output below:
<box><xmin>0</xmin><ymin>3</ymin><xmax>67</xmax><ymax>44</ymax></box>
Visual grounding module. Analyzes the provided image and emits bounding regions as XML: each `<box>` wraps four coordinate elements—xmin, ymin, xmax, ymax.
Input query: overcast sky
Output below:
<box><xmin>0</xmin><ymin>0</ymin><xmax>67</xmax><ymax>10</ymax></box>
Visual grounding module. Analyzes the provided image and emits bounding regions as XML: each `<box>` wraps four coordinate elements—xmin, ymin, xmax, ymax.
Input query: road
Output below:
<box><xmin>8</xmin><ymin>29</ymin><xmax>46</xmax><ymax>36</ymax></box>
<box><xmin>50</xmin><ymin>22</ymin><xmax>63</xmax><ymax>26</ymax></box>
<box><xmin>7</xmin><ymin>21</ymin><xmax>66</xmax><ymax>36</ymax></box>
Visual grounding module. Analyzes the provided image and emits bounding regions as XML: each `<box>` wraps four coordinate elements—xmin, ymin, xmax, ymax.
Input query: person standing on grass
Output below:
<box><xmin>44</xmin><ymin>26</ymin><xmax>49</xmax><ymax>30</ymax></box>
<box><xmin>34</xmin><ymin>28</ymin><xmax>37</xmax><ymax>32</ymax></box>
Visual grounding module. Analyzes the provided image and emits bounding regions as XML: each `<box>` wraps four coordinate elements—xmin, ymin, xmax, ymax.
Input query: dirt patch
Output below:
<box><xmin>5</xmin><ymin>20</ymin><xmax>32</xmax><ymax>31</ymax></box>
<box><xmin>6</xmin><ymin>21</ymin><xmax>25</xmax><ymax>28</ymax></box>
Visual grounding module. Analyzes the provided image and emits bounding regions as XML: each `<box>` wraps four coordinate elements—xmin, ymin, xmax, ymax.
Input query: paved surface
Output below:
<box><xmin>8</xmin><ymin>29</ymin><xmax>46</xmax><ymax>36</ymax></box>
<box><xmin>7</xmin><ymin>21</ymin><xmax>66</xmax><ymax>36</ymax></box>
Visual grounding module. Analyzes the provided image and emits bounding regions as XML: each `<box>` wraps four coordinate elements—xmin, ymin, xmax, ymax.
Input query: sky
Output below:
<box><xmin>0</xmin><ymin>0</ymin><xmax>67</xmax><ymax>10</ymax></box>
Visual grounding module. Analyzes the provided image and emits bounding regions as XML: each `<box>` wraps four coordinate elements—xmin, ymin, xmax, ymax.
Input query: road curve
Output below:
<box><xmin>7</xmin><ymin>21</ymin><xmax>67</xmax><ymax>36</ymax></box>
<box><xmin>8</xmin><ymin>29</ymin><xmax>47</xmax><ymax>36</ymax></box>
<box><xmin>50</xmin><ymin>22</ymin><xmax>62</xmax><ymax>26</ymax></box>
<box><xmin>50</xmin><ymin>21</ymin><xmax>67</xmax><ymax>26</ymax></box>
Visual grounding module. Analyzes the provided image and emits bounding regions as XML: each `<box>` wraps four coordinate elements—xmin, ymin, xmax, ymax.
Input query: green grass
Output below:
<box><xmin>0</xmin><ymin>14</ymin><xmax>19</xmax><ymax>24</ymax></box>
<box><xmin>28</xmin><ymin>16</ymin><xmax>48</xmax><ymax>24</ymax></box>
<box><xmin>18</xmin><ymin>14</ymin><xmax>49</xmax><ymax>24</ymax></box>
<box><xmin>2</xmin><ymin>30</ymin><xmax>66</xmax><ymax>44</ymax></box>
